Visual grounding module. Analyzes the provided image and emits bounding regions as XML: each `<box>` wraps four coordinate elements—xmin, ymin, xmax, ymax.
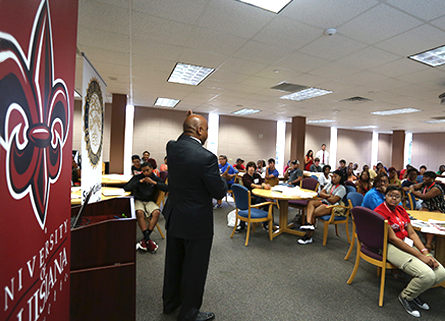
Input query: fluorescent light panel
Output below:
<box><xmin>232</xmin><ymin>108</ymin><xmax>261</xmax><ymax>115</ymax></box>
<box><xmin>155</xmin><ymin>97</ymin><xmax>180</xmax><ymax>108</ymax></box>
<box><xmin>371</xmin><ymin>108</ymin><xmax>421</xmax><ymax>116</ymax></box>
<box><xmin>237</xmin><ymin>0</ymin><xmax>292</xmax><ymax>13</ymax></box>
<box><xmin>168</xmin><ymin>63</ymin><xmax>215</xmax><ymax>86</ymax></box>
<box><xmin>351</xmin><ymin>125</ymin><xmax>378</xmax><ymax>129</ymax></box>
<box><xmin>307</xmin><ymin>119</ymin><xmax>335</xmax><ymax>124</ymax></box>
<box><xmin>409</xmin><ymin>45</ymin><xmax>445</xmax><ymax>67</ymax></box>
<box><xmin>280</xmin><ymin>87</ymin><xmax>333</xmax><ymax>101</ymax></box>
<box><xmin>423</xmin><ymin>119</ymin><xmax>445</xmax><ymax>124</ymax></box>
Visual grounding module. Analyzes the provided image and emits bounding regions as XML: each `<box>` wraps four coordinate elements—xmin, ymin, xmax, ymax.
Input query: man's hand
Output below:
<box><xmin>140</xmin><ymin>177</ymin><xmax>156</xmax><ymax>185</ymax></box>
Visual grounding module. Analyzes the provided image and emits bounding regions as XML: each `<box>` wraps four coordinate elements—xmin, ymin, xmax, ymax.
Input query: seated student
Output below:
<box><xmin>400</xmin><ymin>164</ymin><xmax>413</xmax><ymax>180</ymax></box>
<box><xmin>124</xmin><ymin>162</ymin><xmax>168</xmax><ymax>253</ymax></box>
<box><xmin>374</xmin><ymin>186</ymin><xmax>445</xmax><ymax>318</ymax></box>
<box><xmin>388</xmin><ymin>167</ymin><xmax>401</xmax><ymax>187</ymax></box>
<box><xmin>376</xmin><ymin>161</ymin><xmax>388</xmax><ymax>174</ymax></box>
<box><xmin>417</xmin><ymin>165</ymin><xmax>427</xmax><ymax>183</ymax></box>
<box><xmin>352</xmin><ymin>163</ymin><xmax>360</xmax><ymax>176</ymax></box>
<box><xmin>214</xmin><ymin>155</ymin><xmax>238</xmax><ymax>209</ymax></box>
<box><xmin>265</xmin><ymin>158</ymin><xmax>279</xmax><ymax>186</ymax></box>
<box><xmin>436</xmin><ymin>165</ymin><xmax>445</xmax><ymax>176</ymax></box>
<box><xmin>364</xmin><ymin>164</ymin><xmax>377</xmax><ymax>181</ymax></box>
<box><xmin>410</xmin><ymin>171</ymin><xmax>445</xmax><ymax>251</ymax></box>
<box><xmin>356</xmin><ymin>170</ymin><xmax>372</xmax><ymax>195</ymax></box>
<box><xmin>346</xmin><ymin>167</ymin><xmax>357</xmax><ymax>182</ymax></box>
<box><xmin>401</xmin><ymin>168</ymin><xmax>422</xmax><ymax>210</ymax></box>
<box><xmin>256</xmin><ymin>159</ymin><xmax>266</xmax><ymax>176</ymax></box>
<box><xmin>318</xmin><ymin>165</ymin><xmax>332</xmax><ymax>193</ymax></box>
<box><xmin>131</xmin><ymin>155</ymin><xmax>143</xmax><ymax>175</ymax></box>
<box><xmin>310</xmin><ymin>158</ymin><xmax>322</xmax><ymax>172</ymax></box>
<box><xmin>298</xmin><ymin>170</ymin><xmax>347</xmax><ymax>245</ymax></box>
<box><xmin>283</xmin><ymin>160</ymin><xmax>291</xmax><ymax>175</ymax></box>
<box><xmin>160</xmin><ymin>156</ymin><xmax>168</xmax><ymax>172</ymax></box>
<box><xmin>240</xmin><ymin>161</ymin><xmax>271</xmax><ymax>231</ymax></box>
<box><xmin>338</xmin><ymin>159</ymin><xmax>347</xmax><ymax>176</ymax></box>
<box><xmin>142</xmin><ymin>151</ymin><xmax>150</xmax><ymax>163</ymax></box>
<box><xmin>361</xmin><ymin>172</ymin><xmax>388</xmax><ymax>210</ymax></box>
<box><xmin>284</xmin><ymin>160</ymin><xmax>303</xmax><ymax>186</ymax></box>
<box><xmin>233</xmin><ymin>158</ymin><xmax>246</xmax><ymax>172</ymax></box>
<box><xmin>304</xmin><ymin>150</ymin><xmax>314</xmax><ymax>171</ymax></box>
<box><xmin>146</xmin><ymin>158</ymin><xmax>160</xmax><ymax>177</ymax></box>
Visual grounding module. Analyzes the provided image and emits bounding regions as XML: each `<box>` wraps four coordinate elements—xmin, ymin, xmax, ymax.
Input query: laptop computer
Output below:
<box><xmin>71</xmin><ymin>187</ymin><xmax>94</xmax><ymax>229</ymax></box>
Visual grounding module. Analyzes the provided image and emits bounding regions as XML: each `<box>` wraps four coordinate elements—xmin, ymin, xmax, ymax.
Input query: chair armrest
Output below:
<box><xmin>251</xmin><ymin>202</ymin><xmax>275</xmax><ymax>208</ymax></box>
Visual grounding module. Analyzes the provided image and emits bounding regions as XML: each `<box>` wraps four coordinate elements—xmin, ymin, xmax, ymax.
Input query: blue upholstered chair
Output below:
<box><xmin>346</xmin><ymin>206</ymin><xmax>397</xmax><ymax>307</ymax></box>
<box><xmin>230</xmin><ymin>184</ymin><xmax>274</xmax><ymax>246</ymax></box>
<box><xmin>343</xmin><ymin>192</ymin><xmax>365</xmax><ymax>260</ymax></box>
<box><xmin>346</xmin><ymin>185</ymin><xmax>357</xmax><ymax>194</ymax></box>
<box><xmin>404</xmin><ymin>191</ymin><xmax>416</xmax><ymax>211</ymax></box>
<box><xmin>316</xmin><ymin>200</ymin><xmax>351</xmax><ymax>246</ymax></box>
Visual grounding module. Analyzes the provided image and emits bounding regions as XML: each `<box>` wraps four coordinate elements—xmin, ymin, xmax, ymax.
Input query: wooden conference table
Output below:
<box><xmin>408</xmin><ymin>210</ymin><xmax>445</xmax><ymax>288</ymax></box>
<box><xmin>252</xmin><ymin>188</ymin><xmax>318</xmax><ymax>239</ymax></box>
<box><xmin>71</xmin><ymin>186</ymin><xmax>131</xmax><ymax>205</ymax></box>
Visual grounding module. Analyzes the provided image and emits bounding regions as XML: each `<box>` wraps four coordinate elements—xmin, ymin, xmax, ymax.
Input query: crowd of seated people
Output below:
<box><xmin>130</xmin><ymin>151</ymin><xmax>167</xmax><ymax>177</ymax></box>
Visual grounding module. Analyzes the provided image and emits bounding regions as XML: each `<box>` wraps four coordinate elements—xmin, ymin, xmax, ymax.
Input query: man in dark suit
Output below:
<box><xmin>162</xmin><ymin>114</ymin><xmax>227</xmax><ymax>321</ymax></box>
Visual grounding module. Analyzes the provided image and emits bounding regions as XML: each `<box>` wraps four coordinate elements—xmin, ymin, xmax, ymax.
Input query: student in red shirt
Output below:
<box><xmin>374</xmin><ymin>186</ymin><xmax>445</xmax><ymax>318</ymax></box>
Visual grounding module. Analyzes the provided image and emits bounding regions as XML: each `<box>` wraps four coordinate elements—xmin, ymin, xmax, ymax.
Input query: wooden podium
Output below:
<box><xmin>70</xmin><ymin>197</ymin><xmax>136</xmax><ymax>321</ymax></box>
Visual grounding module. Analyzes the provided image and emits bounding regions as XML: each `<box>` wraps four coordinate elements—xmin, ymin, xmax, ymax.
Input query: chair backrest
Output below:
<box><xmin>405</xmin><ymin>191</ymin><xmax>415</xmax><ymax>210</ymax></box>
<box><xmin>159</xmin><ymin>170</ymin><xmax>168</xmax><ymax>182</ymax></box>
<box><xmin>232</xmin><ymin>184</ymin><xmax>250</xmax><ymax>210</ymax></box>
<box><xmin>345</xmin><ymin>180</ymin><xmax>356</xmax><ymax>187</ymax></box>
<box><xmin>351</xmin><ymin>206</ymin><xmax>385</xmax><ymax>251</ymax></box>
<box><xmin>346</xmin><ymin>185</ymin><xmax>357</xmax><ymax>194</ymax></box>
<box><xmin>300</xmin><ymin>178</ymin><xmax>318</xmax><ymax>191</ymax></box>
<box><xmin>347</xmin><ymin>192</ymin><xmax>364</xmax><ymax>208</ymax></box>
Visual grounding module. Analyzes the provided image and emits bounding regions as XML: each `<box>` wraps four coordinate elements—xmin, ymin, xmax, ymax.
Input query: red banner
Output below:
<box><xmin>0</xmin><ymin>0</ymin><xmax>77</xmax><ymax>320</ymax></box>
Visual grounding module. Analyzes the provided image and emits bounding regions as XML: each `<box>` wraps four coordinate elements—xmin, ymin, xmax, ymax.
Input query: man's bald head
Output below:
<box><xmin>183</xmin><ymin>115</ymin><xmax>208</xmax><ymax>144</ymax></box>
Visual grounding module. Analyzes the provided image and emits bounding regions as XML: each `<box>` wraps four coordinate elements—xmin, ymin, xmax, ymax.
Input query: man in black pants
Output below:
<box><xmin>162</xmin><ymin>113</ymin><xmax>227</xmax><ymax>321</ymax></box>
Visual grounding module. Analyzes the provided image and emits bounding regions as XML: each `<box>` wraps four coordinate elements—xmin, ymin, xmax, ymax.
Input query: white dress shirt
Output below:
<box><xmin>315</xmin><ymin>149</ymin><xmax>329</xmax><ymax>166</ymax></box>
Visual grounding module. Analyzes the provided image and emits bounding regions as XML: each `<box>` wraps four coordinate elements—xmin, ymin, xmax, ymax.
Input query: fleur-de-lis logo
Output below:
<box><xmin>0</xmin><ymin>0</ymin><xmax>70</xmax><ymax>229</ymax></box>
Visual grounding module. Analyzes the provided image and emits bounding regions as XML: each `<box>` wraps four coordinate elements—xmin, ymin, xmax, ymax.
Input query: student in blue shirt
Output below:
<box><xmin>265</xmin><ymin>158</ymin><xmax>279</xmax><ymax>186</ymax></box>
<box><xmin>214</xmin><ymin>155</ymin><xmax>238</xmax><ymax>209</ymax></box>
<box><xmin>361</xmin><ymin>172</ymin><xmax>389</xmax><ymax>210</ymax></box>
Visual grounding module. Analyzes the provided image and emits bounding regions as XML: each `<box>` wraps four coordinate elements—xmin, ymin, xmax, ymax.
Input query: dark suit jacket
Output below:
<box><xmin>163</xmin><ymin>134</ymin><xmax>227</xmax><ymax>240</ymax></box>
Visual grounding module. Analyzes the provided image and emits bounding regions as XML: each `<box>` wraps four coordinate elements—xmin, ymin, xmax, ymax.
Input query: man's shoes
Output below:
<box><xmin>297</xmin><ymin>235</ymin><xmax>313</xmax><ymax>245</ymax></box>
<box><xmin>136</xmin><ymin>239</ymin><xmax>147</xmax><ymax>251</ymax></box>
<box><xmin>147</xmin><ymin>239</ymin><xmax>158</xmax><ymax>253</ymax></box>
<box><xmin>300</xmin><ymin>222</ymin><xmax>315</xmax><ymax>230</ymax></box>
<box><xmin>213</xmin><ymin>203</ymin><xmax>222</xmax><ymax>209</ymax></box>
<box><xmin>195</xmin><ymin>311</ymin><xmax>215</xmax><ymax>321</ymax></box>
<box><xmin>412</xmin><ymin>296</ymin><xmax>430</xmax><ymax>310</ymax></box>
<box><xmin>398</xmin><ymin>293</ymin><xmax>420</xmax><ymax>317</ymax></box>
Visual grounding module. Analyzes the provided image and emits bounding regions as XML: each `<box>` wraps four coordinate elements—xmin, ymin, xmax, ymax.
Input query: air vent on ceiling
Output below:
<box><xmin>271</xmin><ymin>82</ymin><xmax>309</xmax><ymax>93</ymax></box>
<box><xmin>340</xmin><ymin>96</ymin><xmax>373</xmax><ymax>102</ymax></box>
<box><xmin>431</xmin><ymin>116</ymin><xmax>445</xmax><ymax>120</ymax></box>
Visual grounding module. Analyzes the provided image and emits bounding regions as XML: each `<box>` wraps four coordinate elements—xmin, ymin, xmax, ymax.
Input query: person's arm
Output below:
<box><xmin>388</xmin><ymin>224</ymin><xmax>438</xmax><ymax>269</ymax></box>
<box><xmin>123</xmin><ymin>175</ymin><xmax>139</xmax><ymax>191</ymax></box>
<box><xmin>292</xmin><ymin>176</ymin><xmax>303</xmax><ymax>185</ymax></box>
<box><xmin>265</xmin><ymin>165</ymin><xmax>273</xmax><ymax>178</ymax></box>
<box><xmin>202</xmin><ymin>155</ymin><xmax>228</xmax><ymax>200</ymax></box>
<box><xmin>152</xmin><ymin>175</ymin><xmax>169</xmax><ymax>192</ymax></box>
<box><xmin>412</xmin><ymin>185</ymin><xmax>441</xmax><ymax>200</ymax></box>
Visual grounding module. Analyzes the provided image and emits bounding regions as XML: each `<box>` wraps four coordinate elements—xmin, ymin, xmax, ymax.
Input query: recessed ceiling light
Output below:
<box><xmin>280</xmin><ymin>87</ymin><xmax>333</xmax><ymax>102</ymax></box>
<box><xmin>232</xmin><ymin>108</ymin><xmax>261</xmax><ymax>116</ymax></box>
<box><xmin>155</xmin><ymin>98</ymin><xmax>180</xmax><ymax>108</ymax></box>
<box><xmin>423</xmin><ymin>119</ymin><xmax>445</xmax><ymax>124</ymax></box>
<box><xmin>351</xmin><ymin>125</ymin><xmax>378</xmax><ymax>129</ymax></box>
<box><xmin>371</xmin><ymin>108</ymin><xmax>421</xmax><ymax>116</ymax></box>
<box><xmin>168</xmin><ymin>63</ymin><xmax>215</xmax><ymax>86</ymax></box>
<box><xmin>236</xmin><ymin>0</ymin><xmax>292</xmax><ymax>13</ymax></box>
<box><xmin>307</xmin><ymin>119</ymin><xmax>335</xmax><ymax>124</ymax></box>
<box><xmin>408</xmin><ymin>45</ymin><xmax>445</xmax><ymax>67</ymax></box>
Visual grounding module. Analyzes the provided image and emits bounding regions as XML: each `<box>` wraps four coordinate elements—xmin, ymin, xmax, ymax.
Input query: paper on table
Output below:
<box><xmin>102</xmin><ymin>188</ymin><xmax>126</xmax><ymax>196</ymax></box>
<box><xmin>271</xmin><ymin>185</ymin><xmax>317</xmax><ymax>198</ymax></box>
<box><xmin>420</xmin><ymin>219</ymin><xmax>445</xmax><ymax>235</ymax></box>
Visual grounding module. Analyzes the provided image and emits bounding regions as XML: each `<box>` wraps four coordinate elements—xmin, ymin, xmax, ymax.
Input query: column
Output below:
<box><xmin>391</xmin><ymin>130</ymin><xmax>405</xmax><ymax>169</ymax></box>
<box><xmin>291</xmin><ymin>116</ymin><xmax>306</xmax><ymax>164</ymax></box>
<box><xmin>109</xmin><ymin>93</ymin><xmax>126</xmax><ymax>173</ymax></box>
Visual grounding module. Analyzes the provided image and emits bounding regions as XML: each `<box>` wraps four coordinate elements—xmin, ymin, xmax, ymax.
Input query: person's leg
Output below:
<box><xmin>163</xmin><ymin>235</ymin><xmax>184</xmax><ymax>314</ymax></box>
<box><xmin>177</xmin><ymin>237</ymin><xmax>213</xmax><ymax>321</ymax></box>
<box><xmin>305</xmin><ymin>200</ymin><xmax>322</xmax><ymax>225</ymax></box>
<box><xmin>424</xmin><ymin>233</ymin><xmax>434</xmax><ymax>251</ymax></box>
<box><xmin>306</xmin><ymin>205</ymin><xmax>331</xmax><ymax>238</ymax></box>
<box><xmin>148</xmin><ymin>209</ymin><xmax>160</xmax><ymax>231</ymax></box>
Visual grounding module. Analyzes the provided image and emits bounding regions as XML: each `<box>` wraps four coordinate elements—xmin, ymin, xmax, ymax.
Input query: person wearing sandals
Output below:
<box><xmin>298</xmin><ymin>170</ymin><xmax>347</xmax><ymax>244</ymax></box>
<box><xmin>374</xmin><ymin>186</ymin><xmax>445</xmax><ymax>318</ymax></box>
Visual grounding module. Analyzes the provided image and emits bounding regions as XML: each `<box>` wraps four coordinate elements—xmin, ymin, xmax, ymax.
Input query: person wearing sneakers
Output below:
<box><xmin>374</xmin><ymin>186</ymin><xmax>445</xmax><ymax>318</ymax></box>
<box><xmin>124</xmin><ymin>161</ymin><xmax>168</xmax><ymax>253</ymax></box>
<box><xmin>298</xmin><ymin>170</ymin><xmax>347</xmax><ymax>245</ymax></box>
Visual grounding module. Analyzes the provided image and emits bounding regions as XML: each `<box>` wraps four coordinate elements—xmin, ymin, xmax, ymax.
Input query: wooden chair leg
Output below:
<box><xmin>230</xmin><ymin>217</ymin><xmax>238</xmax><ymax>238</ymax></box>
<box><xmin>245</xmin><ymin>222</ymin><xmax>251</xmax><ymax>246</ymax></box>
<box><xmin>335</xmin><ymin>225</ymin><xmax>340</xmax><ymax>237</ymax></box>
<box><xmin>344</xmin><ymin>232</ymin><xmax>356</xmax><ymax>260</ymax></box>
<box><xmin>156</xmin><ymin>223</ymin><xmax>165</xmax><ymax>239</ymax></box>
<box><xmin>345</xmin><ymin>221</ymin><xmax>351</xmax><ymax>244</ymax></box>
<box><xmin>268</xmin><ymin>218</ymin><xmax>273</xmax><ymax>241</ymax></box>
<box><xmin>379</xmin><ymin>266</ymin><xmax>387</xmax><ymax>307</ymax></box>
<box><xmin>322</xmin><ymin>221</ymin><xmax>329</xmax><ymax>246</ymax></box>
<box><xmin>347</xmin><ymin>245</ymin><xmax>361</xmax><ymax>284</ymax></box>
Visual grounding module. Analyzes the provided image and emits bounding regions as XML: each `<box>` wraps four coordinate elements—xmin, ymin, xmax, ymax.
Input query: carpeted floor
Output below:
<box><xmin>136</xmin><ymin>197</ymin><xmax>444</xmax><ymax>321</ymax></box>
